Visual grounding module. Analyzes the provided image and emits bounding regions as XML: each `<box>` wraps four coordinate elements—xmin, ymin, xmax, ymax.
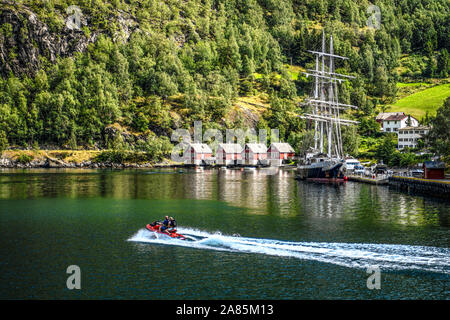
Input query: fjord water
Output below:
<box><xmin>0</xmin><ymin>168</ymin><xmax>449</xmax><ymax>299</ymax></box>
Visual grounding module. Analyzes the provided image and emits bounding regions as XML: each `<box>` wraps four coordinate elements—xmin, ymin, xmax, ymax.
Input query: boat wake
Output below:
<box><xmin>128</xmin><ymin>228</ymin><xmax>450</xmax><ymax>275</ymax></box>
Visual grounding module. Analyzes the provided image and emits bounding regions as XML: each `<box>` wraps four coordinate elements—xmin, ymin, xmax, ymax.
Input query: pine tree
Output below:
<box><xmin>437</xmin><ymin>49</ymin><xmax>449</xmax><ymax>78</ymax></box>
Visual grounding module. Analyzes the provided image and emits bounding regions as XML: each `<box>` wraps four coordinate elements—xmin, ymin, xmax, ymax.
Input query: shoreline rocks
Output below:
<box><xmin>0</xmin><ymin>156</ymin><xmax>162</xmax><ymax>169</ymax></box>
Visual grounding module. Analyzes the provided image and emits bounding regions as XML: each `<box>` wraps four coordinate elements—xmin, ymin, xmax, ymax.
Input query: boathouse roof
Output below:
<box><xmin>269</xmin><ymin>142</ymin><xmax>295</xmax><ymax>153</ymax></box>
<box><xmin>187</xmin><ymin>143</ymin><xmax>213</xmax><ymax>153</ymax></box>
<box><xmin>218</xmin><ymin>143</ymin><xmax>243</xmax><ymax>153</ymax></box>
<box><xmin>245</xmin><ymin>143</ymin><xmax>267</xmax><ymax>153</ymax></box>
<box><xmin>424</xmin><ymin>161</ymin><xmax>445</xmax><ymax>169</ymax></box>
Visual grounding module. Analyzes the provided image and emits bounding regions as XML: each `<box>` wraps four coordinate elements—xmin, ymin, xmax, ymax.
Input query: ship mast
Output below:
<box><xmin>299</xmin><ymin>31</ymin><xmax>357</xmax><ymax>159</ymax></box>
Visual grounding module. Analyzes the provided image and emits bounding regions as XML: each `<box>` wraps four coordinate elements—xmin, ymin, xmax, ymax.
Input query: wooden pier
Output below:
<box><xmin>388</xmin><ymin>176</ymin><xmax>450</xmax><ymax>199</ymax></box>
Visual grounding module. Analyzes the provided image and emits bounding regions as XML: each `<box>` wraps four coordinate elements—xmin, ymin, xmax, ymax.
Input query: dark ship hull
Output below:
<box><xmin>296</xmin><ymin>160</ymin><xmax>346</xmax><ymax>181</ymax></box>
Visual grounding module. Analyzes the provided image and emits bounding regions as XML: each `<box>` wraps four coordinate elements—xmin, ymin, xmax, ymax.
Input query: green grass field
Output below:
<box><xmin>387</xmin><ymin>83</ymin><xmax>450</xmax><ymax>119</ymax></box>
<box><xmin>396</xmin><ymin>82</ymin><xmax>429</xmax><ymax>88</ymax></box>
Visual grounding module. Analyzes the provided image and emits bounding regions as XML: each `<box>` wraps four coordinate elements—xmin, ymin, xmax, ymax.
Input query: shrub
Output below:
<box><xmin>16</xmin><ymin>153</ymin><xmax>34</xmax><ymax>164</ymax></box>
<box><xmin>95</xmin><ymin>150</ymin><xmax>128</xmax><ymax>163</ymax></box>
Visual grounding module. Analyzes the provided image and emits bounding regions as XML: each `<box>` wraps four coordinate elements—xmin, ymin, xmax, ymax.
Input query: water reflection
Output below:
<box><xmin>295</xmin><ymin>180</ymin><xmax>444</xmax><ymax>227</ymax></box>
<box><xmin>0</xmin><ymin>168</ymin><xmax>448</xmax><ymax>228</ymax></box>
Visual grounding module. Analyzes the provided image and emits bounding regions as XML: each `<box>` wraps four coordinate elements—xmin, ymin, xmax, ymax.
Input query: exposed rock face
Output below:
<box><xmin>0</xmin><ymin>1</ymin><xmax>97</xmax><ymax>76</ymax></box>
<box><xmin>104</xmin><ymin>123</ymin><xmax>153</xmax><ymax>147</ymax></box>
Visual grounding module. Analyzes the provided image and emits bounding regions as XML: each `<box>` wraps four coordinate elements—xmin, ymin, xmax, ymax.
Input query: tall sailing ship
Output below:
<box><xmin>297</xmin><ymin>32</ymin><xmax>358</xmax><ymax>181</ymax></box>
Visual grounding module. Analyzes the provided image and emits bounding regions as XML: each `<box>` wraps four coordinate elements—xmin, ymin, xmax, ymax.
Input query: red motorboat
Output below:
<box><xmin>146</xmin><ymin>223</ymin><xmax>188</xmax><ymax>240</ymax></box>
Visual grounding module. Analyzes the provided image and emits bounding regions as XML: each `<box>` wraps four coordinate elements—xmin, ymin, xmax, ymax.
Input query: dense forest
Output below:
<box><xmin>0</xmin><ymin>0</ymin><xmax>449</xmax><ymax>163</ymax></box>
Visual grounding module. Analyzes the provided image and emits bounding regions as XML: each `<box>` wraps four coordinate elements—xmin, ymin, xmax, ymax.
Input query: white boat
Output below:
<box><xmin>344</xmin><ymin>158</ymin><xmax>362</xmax><ymax>171</ymax></box>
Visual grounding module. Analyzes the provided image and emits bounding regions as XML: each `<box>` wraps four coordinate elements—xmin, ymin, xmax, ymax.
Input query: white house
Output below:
<box><xmin>397</xmin><ymin>126</ymin><xmax>429</xmax><ymax>149</ymax></box>
<box><xmin>381</xmin><ymin>114</ymin><xmax>419</xmax><ymax>133</ymax></box>
<box><xmin>376</xmin><ymin>112</ymin><xmax>405</xmax><ymax>130</ymax></box>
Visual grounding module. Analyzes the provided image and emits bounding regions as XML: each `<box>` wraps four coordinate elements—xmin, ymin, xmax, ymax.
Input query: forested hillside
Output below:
<box><xmin>0</xmin><ymin>0</ymin><xmax>449</xmax><ymax>161</ymax></box>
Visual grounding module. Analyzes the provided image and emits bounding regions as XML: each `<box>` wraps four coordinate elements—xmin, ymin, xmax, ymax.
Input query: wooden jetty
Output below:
<box><xmin>388</xmin><ymin>176</ymin><xmax>450</xmax><ymax>199</ymax></box>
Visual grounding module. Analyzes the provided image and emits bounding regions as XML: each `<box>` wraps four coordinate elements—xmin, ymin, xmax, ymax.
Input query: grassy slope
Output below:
<box><xmin>386</xmin><ymin>83</ymin><xmax>450</xmax><ymax>119</ymax></box>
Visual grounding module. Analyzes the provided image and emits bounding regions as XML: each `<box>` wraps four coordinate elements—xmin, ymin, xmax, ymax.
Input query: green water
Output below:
<box><xmin>0</xmin><ymin>168</ymin><xmax>449</xmax><ymax>299</ymax></box>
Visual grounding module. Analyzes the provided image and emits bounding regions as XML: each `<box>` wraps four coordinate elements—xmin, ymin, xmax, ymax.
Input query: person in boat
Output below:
<box><xmin>160</xmin><ymin>216</ymin><xmax>170</xmax><ymax>233</ymax></box>
<box><xmin>167</xmin><ymin>217</ymin><xmax>177</xmax><ymax>233</ymax></box>
<box><xmin>149</xmin><ymin>220</ymin><xmax>162</xmax><ymax>227</ymax></box>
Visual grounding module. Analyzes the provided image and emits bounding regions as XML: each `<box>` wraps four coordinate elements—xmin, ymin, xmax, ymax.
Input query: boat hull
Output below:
<box><xmin>146</xmin><ymin>224</ymin><xmax>187</xmax><ymax>240</ymax></box>
<box><xmin>296</xmin><ymin>161</ymin><xmax>345</xmax><ymax>180</ymax></box>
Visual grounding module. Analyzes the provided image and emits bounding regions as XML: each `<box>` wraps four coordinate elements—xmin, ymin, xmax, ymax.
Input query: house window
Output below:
<box><xmin>386</xmin><ymin>128</ymin><xmax>391</xmax><ymax>132</ymax></box>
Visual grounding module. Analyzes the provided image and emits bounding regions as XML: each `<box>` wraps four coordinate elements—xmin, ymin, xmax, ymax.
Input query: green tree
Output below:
<box><xmin>288</xmin><ymin>130</ymin><xmax>314</xmax><ymax>157</ymax></box>
<box><xmin>0</xmin><ymin>130</ymin><xmax>7</xmax><ymax>155</ymax></box>
<box><xmin>341</xmin><ymin>125</ymin><xmax>359</xmax><ymax>156</ymax></box>
<box><xmin>427</xmin><ymin>97</ymin><xmax>450</xmax><ymax>162</ymax></box>
<box><xmin>358</xmin><ymin>117</ymin><xmax>380</xmax><ymax>137</ymax></box>
<box><xmin>376</xmin><ymin>133</ymin><xmax>397</xmax><ymax>164</ymax></box>
<box><xmin>373</xmin><ymin>64</ymin><xmax>389</xmax><ymax>97</ymax></box>
<box><xmin>437</xmin><ymin>49</ymin><xmax>449</xmax><ymax>78</ymax></box>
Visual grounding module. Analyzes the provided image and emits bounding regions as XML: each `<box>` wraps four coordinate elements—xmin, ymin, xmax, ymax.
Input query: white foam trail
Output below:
<box><xmin>128</xmin><ymin>228</ymin><xmax>450</xmax><ymax>275</ymax></box>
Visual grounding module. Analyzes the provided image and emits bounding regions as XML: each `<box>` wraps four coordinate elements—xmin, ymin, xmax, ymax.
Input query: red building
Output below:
<box><xmin>216</xmin><ymin>143</ymin><xmax>243</xmax><ymax>165</ymax></box>
<box><xmin>242</xmin><ymin>143</ymin><xmax>267</xmax><ymax>165</ymax></box>
<box><xmin>184</xmin><ymin>143</ymin><xmax>213</xmax><ymax>165</ymax></box>
<box><xmin>423</xmin><ymin>161</ymin><xmax>445</xmax><ymax>179</ymax></box>
<box><xmin>268</xmin><ymin>143</ymin><xmax>295</xmax><ymax>166</ymax></box>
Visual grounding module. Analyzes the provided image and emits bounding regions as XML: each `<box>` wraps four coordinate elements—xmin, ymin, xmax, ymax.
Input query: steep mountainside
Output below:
<box><xmin>0</xmin><ymin>3</ymin><xmax>96</xmax><ymax>76</ymax></box>
<box><xmin>0</xmin><ymin>0</ymin><xmax>448</xmax><ymax>157</ymax></box>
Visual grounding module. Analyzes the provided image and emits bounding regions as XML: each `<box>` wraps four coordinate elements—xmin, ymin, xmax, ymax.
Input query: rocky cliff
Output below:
<box><xmin>0</xmin><ymin>1</ymin><xmax>98</xmax><ymax>76</ymax></box>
